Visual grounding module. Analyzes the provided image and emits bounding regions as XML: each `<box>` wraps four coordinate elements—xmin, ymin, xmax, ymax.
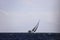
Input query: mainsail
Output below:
<box><xmin>32</xmin><ymin>20</ymin><xmax>40</xmax><ymax>32</ymax></box>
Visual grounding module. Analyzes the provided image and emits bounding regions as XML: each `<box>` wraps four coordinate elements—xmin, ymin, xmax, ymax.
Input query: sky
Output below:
<box><xmin>0</xmin><ymin>0</ymin><xmax>60</xmax><ymax>33</ymax></box>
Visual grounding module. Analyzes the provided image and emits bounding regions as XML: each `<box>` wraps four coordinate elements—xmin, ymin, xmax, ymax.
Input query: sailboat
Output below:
<box><xmin>28</xmin><ymin>20</ymin><xmax>40</xmax><ymax>33</ymax></box>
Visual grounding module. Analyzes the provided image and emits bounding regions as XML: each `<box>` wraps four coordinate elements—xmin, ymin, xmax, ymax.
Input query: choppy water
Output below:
<box><xmin>0</xmin><ymin>33</ymin><xmax>60</xmax><ymax>40</ymax></box>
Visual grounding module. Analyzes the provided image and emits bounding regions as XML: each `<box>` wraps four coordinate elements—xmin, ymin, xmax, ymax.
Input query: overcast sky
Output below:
<box><xmin>0</xmin><ymin>0</ymin><xmax>60</xmax><ymax>33</ymax></box>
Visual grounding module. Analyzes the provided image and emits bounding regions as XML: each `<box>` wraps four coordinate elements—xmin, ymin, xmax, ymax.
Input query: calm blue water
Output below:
<box><xmin>0</xmin><ymin>33</ymin><xmax>60</xmax><ymax>40</ymax></box>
